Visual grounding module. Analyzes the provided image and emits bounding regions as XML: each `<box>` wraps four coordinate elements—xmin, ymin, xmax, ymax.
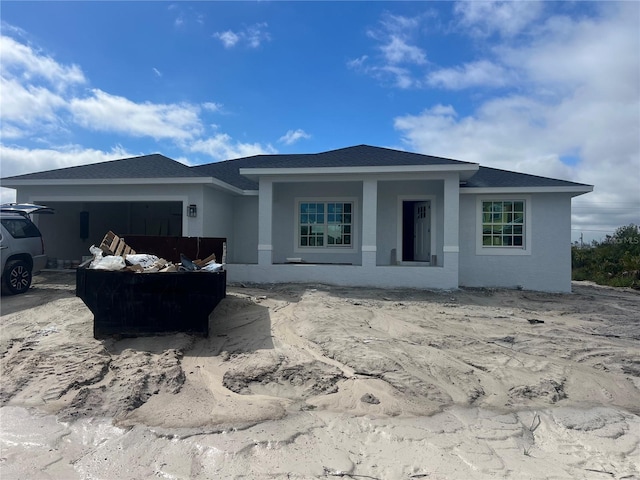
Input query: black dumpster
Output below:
<box><xmin>76</xmin><ymin>267</ymin><xmax>226</xmax><ymax>339</ymax></box>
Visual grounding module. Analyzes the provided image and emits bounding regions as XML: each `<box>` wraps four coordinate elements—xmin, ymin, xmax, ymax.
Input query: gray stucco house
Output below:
<box><xmin>2</xmin><ymin>145</ymin><xmax>593</xmax><ymax>292</ymax></box>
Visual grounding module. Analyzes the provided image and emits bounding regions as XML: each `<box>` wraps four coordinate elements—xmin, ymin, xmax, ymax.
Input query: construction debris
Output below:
<box><xmin>85</xmin><ymin>231</ymin><xmax>224</xmax><ymax>273</ymax></box>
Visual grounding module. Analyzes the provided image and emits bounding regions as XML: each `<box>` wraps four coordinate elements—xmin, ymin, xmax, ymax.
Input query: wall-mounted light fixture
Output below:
<box><xmin>187</xmin><ymin>204</ymin><xmax>197</xmax><ymax>217</ymax></box>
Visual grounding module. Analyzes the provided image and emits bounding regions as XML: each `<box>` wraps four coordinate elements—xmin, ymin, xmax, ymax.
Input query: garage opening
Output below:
<box><xmin>35</xmin><ymin>201</ymin><xmax>183</xmax><ymax>263</ymax></box>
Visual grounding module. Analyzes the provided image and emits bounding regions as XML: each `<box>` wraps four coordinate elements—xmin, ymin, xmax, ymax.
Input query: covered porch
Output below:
<box><xmin>228</xmin><ymin>169</ymin><xmax>464</xmax><ymax>290</ymax></box>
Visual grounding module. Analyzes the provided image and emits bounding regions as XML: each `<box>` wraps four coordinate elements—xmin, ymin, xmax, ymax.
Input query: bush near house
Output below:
<box><xmin>572</xmin><ymin>224</ymin><xmax>640</xmax><ymax>288</ymax></box>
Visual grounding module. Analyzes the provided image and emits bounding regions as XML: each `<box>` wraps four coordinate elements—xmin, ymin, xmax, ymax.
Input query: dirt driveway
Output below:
<box><xmin>1</xmin><ymin>272</ymin><xmax>639</xmax><ymax>479</ymax></box>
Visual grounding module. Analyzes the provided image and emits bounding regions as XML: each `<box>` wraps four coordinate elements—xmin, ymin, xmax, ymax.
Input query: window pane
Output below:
<box><xmin>299</xmin><ymin>201</ymin><xmax>353</xmax><ymax>248</ymax></box>
<box><xmin>481</xmin><ymin>200</ymin><xmax>525</xmax><ymax>248</ymax></box>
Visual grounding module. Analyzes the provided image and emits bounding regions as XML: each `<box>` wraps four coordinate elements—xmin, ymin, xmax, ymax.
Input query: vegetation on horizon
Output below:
<box><xmin>572</xmin><ymin>224</ymin><xmax>640</xmax><ymax>288</ymax></box>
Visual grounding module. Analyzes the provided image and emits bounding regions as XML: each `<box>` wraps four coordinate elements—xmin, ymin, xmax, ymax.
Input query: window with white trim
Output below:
<box><xmin>299</xmin><ymin>201</ymin><xmax>353</xmax><ymax>248</ymax></box>
<box><xmin>481</xmin><ymin>200</ymin><xmax>525</xmax><ymax>247</ymax></box>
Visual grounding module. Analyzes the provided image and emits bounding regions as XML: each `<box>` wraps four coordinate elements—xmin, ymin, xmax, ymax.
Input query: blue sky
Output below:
<box><xmin>1</xmin><ymin>1</ymin><xmax>638</xmax><ymax>242</ymax></box>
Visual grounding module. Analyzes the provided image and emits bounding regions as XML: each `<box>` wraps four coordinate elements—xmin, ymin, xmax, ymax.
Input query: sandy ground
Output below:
<box><xmin>0</xmin><ymin>271</ymin><xmax>639</xmax><ymax>479</ymax></box>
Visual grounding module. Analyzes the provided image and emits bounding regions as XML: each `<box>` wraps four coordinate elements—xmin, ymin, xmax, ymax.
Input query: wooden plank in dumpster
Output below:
<box><xmin>76</xmin><ymin>267</ymin><xmax>226</xmax><ymax>339</ymax></box>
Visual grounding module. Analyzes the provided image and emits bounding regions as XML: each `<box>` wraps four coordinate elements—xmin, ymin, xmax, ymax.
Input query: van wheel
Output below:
<box><xmin>3</xmin><ymin>260</ymin><xmax>32</xmax><ymax>295</ymax></box>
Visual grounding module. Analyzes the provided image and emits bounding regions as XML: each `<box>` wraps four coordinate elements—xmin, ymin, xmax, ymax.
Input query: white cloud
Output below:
<box><xmin>68</xmin><ymin>89</ymin><xmax>204</xmax><ymax>141</ymax></box>
<box><xmin>279</xmin><ymin>129</ymin><xmax>311</xmax><ymax>146</ymax></box>
<box><xmin>0</xmin><ymin>29</ymin><xmax>270</xmax><ymax>177</ymax></box>
<box><xmin>213</xmin><ymin>23</ymin><xmax>270</xmax><ymax>49</ymax></box>
<box><xmin>245</xmin><ymin>23</ymin><xmax>271</xmax><ymax>48</ymax></box>
<box><xmin>350</xmin><ymin>13</ymin><xmax>428</xmax><ymax>88</ymax></box>
<box><xmin>454</xmin><ymin>1</ymin><xmax>544</xmax><ymax>38</ymax></box>
<box><xmin>380</xmin><ymin>35</ymin><xmax>427</xmax><ymax>65</ymax></box>
<box><xmin>0</xmin><ymin>76</ymin><xmax>67</xmax><ymax>135</ymax></box>
<box><xmin>188</xmin><ymin>134</ymin><xmax>276</xmax><ymax>161</ymax></box>
<box><xmin>152</xmin><ymin>67</ymin><xmax>162</xmax><ymax>77</ymax></box>
<box><xmin>0</xmin><ymin>34</ymin><xmax>85</xmax><ymax>89</ymax></box>
<box><xmin>202</xmin><ymin>102</ymin><xmax>223</xmax><ymax>113</ymax></box>
<box><xmin>0</xmin><ymin>144</ymin><xmax>136</xmax><ymax>204</ymax></box>
<box><xmin>0</xmin><ymin>35</ymin><xmax>82</xmax><ymax>139</ymax></box>
<box><xmin>347</xmin><ymin>55</ymin><xmax>368</xmax><ymax>70</ymax></box>
<box><xmin>394</xmin><ymin>4</ymin><xmax>640</xmax><ymax>241</ymax></box>
<box><xmin>427</xmin><ymin>60</ymin><xmax>512</xmax><ymax>89</ymax></box>
<box><xmin>214</xmin><ymin>30</ymin><xmax>240</xmax><ymax>48</ymax></box>
<box><xmin>377</xmin><ymin>12</ymin><xmax>421</xmax><ymax>34</ymax></box>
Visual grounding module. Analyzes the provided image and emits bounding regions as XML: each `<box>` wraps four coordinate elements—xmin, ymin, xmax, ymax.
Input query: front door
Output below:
<box><xmin>414</xmin><ymin>201</ymin><xmax>431</xmax><ymax>262</ymax></box>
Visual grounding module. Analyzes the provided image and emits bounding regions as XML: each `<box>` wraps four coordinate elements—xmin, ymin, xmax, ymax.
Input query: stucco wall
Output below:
<box><xmin>202</xmin><ymin>186</ymin><xmax>235</xmax><ymax>247</ymax></box>
<box><xmin>458</xmin><ymin>192</ymin><xmax>573</xmax><ymax>292</ymax></box>
<box><xmin>232</xmin><ymin>195</ymin><xmax>259</xmax><ymax>264</ymax></box>
<box><xmin>271</xmin><ymin>181</ymin><xmax>362</xmax><ymax>264</ymax></box>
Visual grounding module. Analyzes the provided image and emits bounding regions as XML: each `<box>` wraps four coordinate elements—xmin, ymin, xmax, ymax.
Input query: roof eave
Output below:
<box><xmin>1</xmin><ymin>177</ymin><xmax>215</xmax><ymax>187</ymax></box>
<box><xmin>460</xmin><ymin>186</ymin><xmax>594</xmax><ymax>196</ymax></box>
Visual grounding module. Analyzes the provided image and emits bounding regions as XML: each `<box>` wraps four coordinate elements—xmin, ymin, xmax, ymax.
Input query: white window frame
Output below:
<box><xmin>294</xmin><ymin>197</ymin><xmax>358</xmax><ymax>254</ymax></box>
<box><xmin>475</xmin><ymin>195</ymin><xmax>532</xmax><ymax>256</ymax></box>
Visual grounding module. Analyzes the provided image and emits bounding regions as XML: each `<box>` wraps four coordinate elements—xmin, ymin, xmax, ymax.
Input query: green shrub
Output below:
<box><xmin>571</xmin><ymin>224</ymin><xmax>640</xmax><ymax>288</ymax></box>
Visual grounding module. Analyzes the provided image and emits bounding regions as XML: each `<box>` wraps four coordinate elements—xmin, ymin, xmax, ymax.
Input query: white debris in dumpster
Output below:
<box><xmin>124</xmin><ymin>254</ymin><xmax>161</xmax><ymax>269</ymax></box>
<box><xmin>201</xmin><ymin>262</ymin><xmax>224</xmax><ymax>272</ymax></box>
<box><xmin>84</xmin><ymin>244</ymin><xmax>223</xmax><ymax>273</ymax></box>
<box><xmin>91</xmin><ymin>255</ymin><xmax>126</xmax><ymax>271</ymax></box>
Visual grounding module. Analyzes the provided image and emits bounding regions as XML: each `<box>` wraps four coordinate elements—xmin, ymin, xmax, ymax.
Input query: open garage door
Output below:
<box><xmin>34</xmin><ymin>201</ymin><xmax>183</xmax><ymax>264</ymax></box>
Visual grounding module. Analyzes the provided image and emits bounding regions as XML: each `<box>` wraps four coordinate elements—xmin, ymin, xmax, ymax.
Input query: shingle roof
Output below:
<box><xmin>191</xmin><ymin>144</ymin><xmax>473</xmax><ymax>190</ymax></box>
<box><xmin>1</xmin><ymin>145</ymin><xmax>592</xmax><ymax>192</ymax></box>
<box><xmin>2</xmin><ymin>154</ymin><xmax>197</xmax><ymax>180</ymax></box>
<box><xmin>463</xmin><ymin>166</ymin><xmax>592</xmax><ymax>189</ymax></box>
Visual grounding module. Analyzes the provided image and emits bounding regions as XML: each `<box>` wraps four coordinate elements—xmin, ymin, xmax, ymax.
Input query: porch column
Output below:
<box><xmin>442</xmin><ymin>173</ymin><xmax>459</xmax><ymax>285</ymax></box>
<box><xmin>361</xmin><ymin>179</ymin><xmax>377</xmax><ymax>268</ymax></box>
<box><xmin>258</xmin><ymin>177</ymin><xmax>273</xmax><ymax>266</ymax></box>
